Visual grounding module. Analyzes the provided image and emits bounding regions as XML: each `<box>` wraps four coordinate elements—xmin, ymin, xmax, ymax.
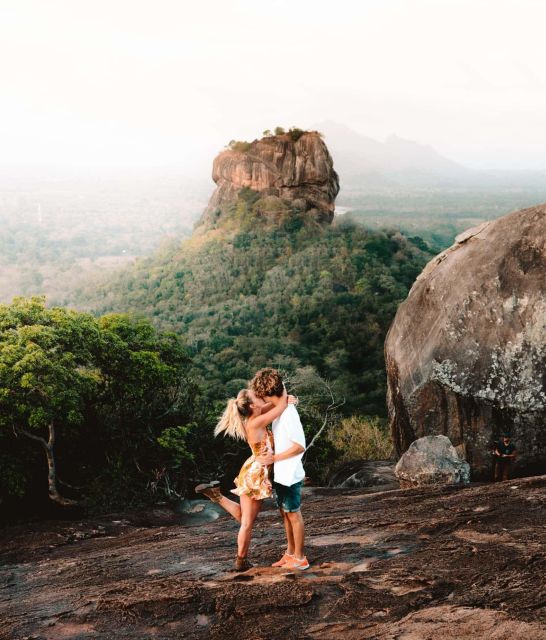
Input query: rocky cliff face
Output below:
<box><xmin>385</xmin><ymin>204</ymin><xmax>546</xmax><ymax>478</ymax></box>
<box><xmin>197</xmin><ymin>131</ymin><xmax>340</xmax><ymax>227</ymax></box>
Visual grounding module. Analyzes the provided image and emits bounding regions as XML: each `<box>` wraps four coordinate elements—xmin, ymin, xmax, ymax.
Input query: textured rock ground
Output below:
<box><xmin>385</xmin><ymin>204</ymin><xmax>546</xmax><ymax>479</ymax></box>
<box><xmin>1</xmin><ymin>475</ymin><xmax>545</xmax><ymax>639</ymax></box>
<box><xmin>327</xmin><ymin>460</ymin><xmax>397</xmax><ymax>489</ymax></box>
<box><xmin>198</xmin><ymin>131</ymin><xmax>340</xmax><ymax>227</ymax></box>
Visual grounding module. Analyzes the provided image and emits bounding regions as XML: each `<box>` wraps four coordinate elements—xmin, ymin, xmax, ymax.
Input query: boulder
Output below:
<box><xmin>328</xmin><ymin>460</ymin><xmax>397</xmax><ymax>489</ymax></box>
<box><xmin>197</xmin><ymin>131</ymin><xmax>339</xmax><ymax>227</ymax></box>
<box><xmin>395</xmin><ymin>435</ymin><xmax>470</xmax><ymax>487</ymax></box>
<box><xmin>385</xmin><ymin>205</ymin><xmax>546</xmax><ymax>479</ymax></box>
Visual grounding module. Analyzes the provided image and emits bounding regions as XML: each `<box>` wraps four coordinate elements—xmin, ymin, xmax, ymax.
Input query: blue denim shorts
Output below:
<box><xmin>273</xmin><ymin>480</ymin><xmax>303</xmax><ymax>512</ymax></box>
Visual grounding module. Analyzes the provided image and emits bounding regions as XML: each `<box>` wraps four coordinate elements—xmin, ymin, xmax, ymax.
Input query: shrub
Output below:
<box><xmin>228</xmin><ymin>140</ymin><xmax>252</xmax><ymax>152</ymax></box>
<box><xmin>329</xmin><ymin>415</ymin><xmax>393</xmax><ymax>461</ymax></box>
<box><xmin>288</xmin><ymin>127</ymin><xmax>306</xmax><ymax>141</ymax></box>
<box><xmin>274</xmin><ymin>126</ymin><xmax>285</xmax><ymax>135</ymax></box>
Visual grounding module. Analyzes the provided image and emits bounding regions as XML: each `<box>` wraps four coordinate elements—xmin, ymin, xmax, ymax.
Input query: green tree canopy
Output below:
<box><xmin>0</xmin><ymin>298</ymin><xmax>198</xmax><ymax>512</ymax></box>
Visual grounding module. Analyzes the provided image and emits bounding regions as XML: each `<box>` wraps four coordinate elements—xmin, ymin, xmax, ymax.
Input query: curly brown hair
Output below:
<box><xmin>250</xmin><ymin>368</ymin><xmax>284</xmax><ymax>398</ymax></box>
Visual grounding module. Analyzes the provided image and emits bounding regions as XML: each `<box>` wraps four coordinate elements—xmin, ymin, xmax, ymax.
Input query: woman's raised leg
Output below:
<box><xmin>215</xmin><ymin>495</ymin><xmax>242</xmax><ymax>522</ymax></box>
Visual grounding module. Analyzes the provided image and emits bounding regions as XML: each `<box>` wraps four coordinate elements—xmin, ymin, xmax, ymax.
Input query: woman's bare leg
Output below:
<box><xmin>216</xmin><ymin>496</ymin><xmax>242</xmax><ymax>522</ymax></box>
<box><xmin>237</xmin><ymin>495</ymin><xmax>263</xmax><ymax>558</ymax></box>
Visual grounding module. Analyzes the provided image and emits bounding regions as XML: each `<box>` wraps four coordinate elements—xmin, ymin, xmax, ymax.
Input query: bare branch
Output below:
<box><xmin>19</xmin><ymin>427</ymin><xmax>48</xmax><ymax>447</ymax></box>
<box><xmin>302</xmin><ymin>376</ymin><xmax>345</xmax><ymax>453</ymax></box>
<box><xmin>305</xmin><ymin>398</ymin><xmax>345</xmax><ymax>453</ymax></box>
<box><xmin>58</xmin><ymin>478</ymin><xmax>82</xmax><ymax>490</ymax></box>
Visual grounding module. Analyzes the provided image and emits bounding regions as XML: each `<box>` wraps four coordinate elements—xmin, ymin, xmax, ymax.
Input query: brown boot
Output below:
<box><xmin>234</xmin><ymin>556</ymin><xmax>253</xmax><ymax>572</ymax></box>
<box><xmin>195</xmin><ymin>481</ymin><xmax>223</xmax><ymax>503</ymax></box>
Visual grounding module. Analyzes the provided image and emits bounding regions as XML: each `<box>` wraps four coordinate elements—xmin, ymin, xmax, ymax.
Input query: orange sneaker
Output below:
<box><xmin>283</xmin><ymin>556</ymin><xmax>310</xmax><ymax>570</ymax></box>
<box><xmin>271</xmin><ymin>553</ymin><xmax>294</xmax><ymax>567</ymax></box>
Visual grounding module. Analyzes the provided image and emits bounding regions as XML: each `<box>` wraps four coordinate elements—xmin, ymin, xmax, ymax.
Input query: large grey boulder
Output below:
<box><xmin>385</xmin><ymin>205</ymin><xmax>546</xmax><ymax>479</ymax></box>
<box><xmin>395</xmin><ymin>435</ymin><xmax>471</xmax><ymax>487</ymax></box>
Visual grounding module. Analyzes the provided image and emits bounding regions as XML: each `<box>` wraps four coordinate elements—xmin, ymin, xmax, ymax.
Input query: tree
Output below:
<box><xmin>274</xmin><ymin>126</ymin><xmax>285</xmax><ymax>135</ymax></box>
<box><xmin>0</xmin><ymin>297</ymin><xmax>100</xmax><ymax>505</ymax></box>
<box><xmin>288</xmin><ymin>127</ymin><xmax>305</xmax><ymax>141</ymax></box>
<box><xmin>93</xmin><ymin>314</ymin><xmax>199</xmax><ymax>500</ymax></box>
<box><xmin>0</xmin><ymin>299</ymin><xmax>200</xmax><ymax>511</ymax></box>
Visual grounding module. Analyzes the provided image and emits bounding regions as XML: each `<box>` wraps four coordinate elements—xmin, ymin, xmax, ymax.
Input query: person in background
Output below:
<box><xmin>493</xmin><ymin>433</ymin><xmax>516</xmax><ymax>481</ymax></box>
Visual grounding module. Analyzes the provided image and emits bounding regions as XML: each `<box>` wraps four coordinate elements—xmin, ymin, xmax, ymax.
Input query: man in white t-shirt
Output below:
<box><xmin>251</xmin><ymin>368</ymin><xmax>309</xmax><ymax>570</ymax></box>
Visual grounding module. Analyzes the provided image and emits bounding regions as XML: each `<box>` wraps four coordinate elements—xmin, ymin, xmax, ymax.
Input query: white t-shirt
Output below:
<box><xmin>272</xmin><ymin>404</ymin><xmax>306</xmax><ymax>487</ymax></box>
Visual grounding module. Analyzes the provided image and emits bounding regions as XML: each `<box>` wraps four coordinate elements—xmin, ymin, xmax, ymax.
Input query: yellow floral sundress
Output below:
<box><xmin>231</xmin><ymin>427</ymin><xmax>274</xmax><ymax>499</ymax></box>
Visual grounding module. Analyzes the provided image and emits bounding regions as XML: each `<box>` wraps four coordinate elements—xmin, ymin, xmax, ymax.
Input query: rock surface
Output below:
<box><xmin>198</xmin><ymin>131</ymin><xmax>340</xmax><ymax>227</ymax></box>
<box><xmin>395</xmin><ymin>435</ymin><xmax>471</xmax><ymax>487</ymax></box>
<box><xmin>328</xmin><ymin>459</ymin><xmax>397</xmax><ymax>489</ymax></box>
<box><xmin>1</xmin><ymin>476</ymin><xmax>545</xmax><ymax>639</ymax></box>
<box><xmin>385</xmin><ymin>205</ymin><xmax>546</xmax><ymax>478</ymax></box>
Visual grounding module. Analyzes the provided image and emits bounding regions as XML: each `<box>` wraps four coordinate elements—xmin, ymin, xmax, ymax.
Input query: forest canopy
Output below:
<box><xmin>75</xmin><ymin>196</ymin><xmax>434</xmax><ymax>418</ymax></box>
<box><xmin>1</xmin><ymin>195</ymin><xmax>434</xmax><ymax>516</ymax></box>
<box><xmin>0</xmin><ymin>297</ymin><xmax>199</xmax><ymax>516</ymax></box>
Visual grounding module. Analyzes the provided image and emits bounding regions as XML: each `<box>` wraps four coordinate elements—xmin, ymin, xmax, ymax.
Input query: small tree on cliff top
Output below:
<box><xmin>288</xmin><ymin>127</ymin><xmax>306</xmax><ymax>141</ymax></box>
<box><xmin>228</xmin><ymin>140</ymin><xmax>252</xmax><ymax>152</ymax></box>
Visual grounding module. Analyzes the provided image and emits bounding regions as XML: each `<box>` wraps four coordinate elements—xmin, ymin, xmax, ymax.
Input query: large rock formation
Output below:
<box><xmin>197</xmin><ymin>131</ymin><xmax>340</xmax><ymax>227</ymax></box>
<box><xmin>385</xmin><ymin>204</ymin><xmax>546</xmax><ymax>479</ymax></box>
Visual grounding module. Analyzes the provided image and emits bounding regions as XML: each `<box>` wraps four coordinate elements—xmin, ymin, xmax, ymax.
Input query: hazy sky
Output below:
<box><xmin>2</xmin><ymin>0</ymin><xmax>546</xmax><ymax>171</ymax></box>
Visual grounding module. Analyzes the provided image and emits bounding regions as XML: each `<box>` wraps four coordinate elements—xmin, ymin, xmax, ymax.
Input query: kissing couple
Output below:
<box><xmin>196</xmin><ymin>368</ymin><xmax>309</xmax><ymax>572</ymax></box>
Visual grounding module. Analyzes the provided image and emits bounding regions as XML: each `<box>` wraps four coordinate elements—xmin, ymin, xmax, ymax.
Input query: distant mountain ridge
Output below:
<box><xmin>315</xmin><ymin>121</ymin><xmax>473</xmax><ymax>188</ymax></box>
<box><xmin>314</xmin><ymin>121</ymin><xmax>546</xmax><ymax>191</ymax></box>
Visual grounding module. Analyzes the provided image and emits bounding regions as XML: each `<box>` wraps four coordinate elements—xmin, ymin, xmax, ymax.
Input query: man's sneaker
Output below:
<box><xmin>271</xmin><ymin>553</ymin><xmax>294</xmax><ymax>567</ymax></box>
<box><xmin>234</xmin><ymin>556</ymin><xmax>253</xmax><ymax>572</ymax></box>
<box><xmin>283</xmin><ymin>555</ymin><xmax>310</xmax><ymax>570</ymax></box>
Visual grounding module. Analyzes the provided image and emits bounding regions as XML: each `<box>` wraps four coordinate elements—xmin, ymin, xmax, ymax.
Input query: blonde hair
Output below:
<box><xmin>214</xmin><ymin>389</ymin><xmax>253</xmax><ymax>440</ymax></box>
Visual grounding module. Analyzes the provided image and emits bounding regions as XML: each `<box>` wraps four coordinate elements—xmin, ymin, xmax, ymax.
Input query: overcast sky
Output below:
<box><xmin>1</xmin><ymin>0</ymin><xmax>546</xmax><ymax>172</ymax></box>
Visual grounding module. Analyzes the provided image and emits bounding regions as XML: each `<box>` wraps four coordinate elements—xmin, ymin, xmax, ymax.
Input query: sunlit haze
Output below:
<box><xmin>2</xmin><ymin>0</ymin><xmax>546</xmax><ymax>172</ymax></box>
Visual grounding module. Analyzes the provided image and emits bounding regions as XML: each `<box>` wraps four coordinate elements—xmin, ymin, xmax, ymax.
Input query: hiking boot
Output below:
<box><xmin>271</xmin><ymin>553</ymin><xmax>294</xmax><ymax>567</ymax></box>
<box><xmin>234</xmin><ymin>556</ymin><xmax>253</xmax><ymax>572</ymax></box>
<box><xmin>283</xmin><ymin>555</ymin><xmax>310</xmax><ymax>570</ymax></box>
<box><xmin>195</xmin><ymin>481</ymin><xmax>223</xmax><ymax>503</ymax></box>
